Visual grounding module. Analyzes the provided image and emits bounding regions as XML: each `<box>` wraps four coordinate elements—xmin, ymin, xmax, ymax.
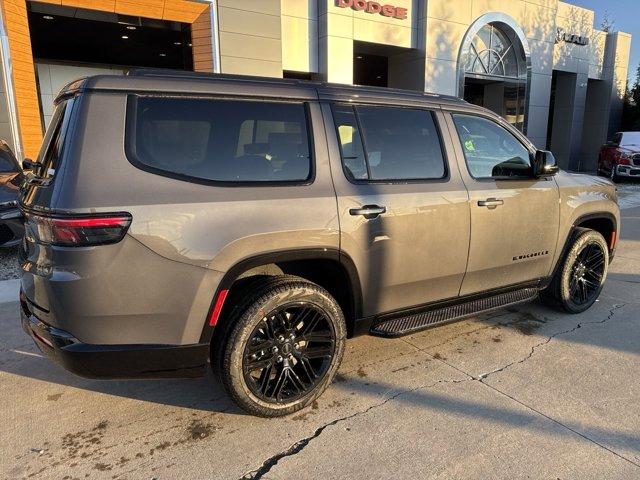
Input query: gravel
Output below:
<box><xmin>0</xmin><ymin>245</ymin><xmax>20</xmax><ymax>281</ymax></box>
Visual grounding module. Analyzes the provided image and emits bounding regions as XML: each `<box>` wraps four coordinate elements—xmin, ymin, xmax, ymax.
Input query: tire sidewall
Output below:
<box><xmin>223</xmin><ymin>282</ymin><xmax>346</xmax><ymax>416</ymax></box>
<box><xmin>558</xmin><ymin>230</ymin><xmax>609</xmax><ymax>313</ymax></box>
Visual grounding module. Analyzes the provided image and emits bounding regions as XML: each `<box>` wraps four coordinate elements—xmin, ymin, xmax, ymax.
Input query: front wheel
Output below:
<box><xmin>542</xmin><ymin>228</ymin><xmax>609</xmax><ymax>313</ymax></box>
<box><xmin>610</xmin><ymin>163</ymin><xmax>619</xmax><ymax>183</ymax></box>
<box><xmin>216</xmin><ymin>276</ymin><xmax>346</xmax><ymax>417</ymax></box>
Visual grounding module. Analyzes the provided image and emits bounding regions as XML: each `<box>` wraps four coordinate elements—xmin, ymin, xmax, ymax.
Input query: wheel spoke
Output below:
<box><xmin>243</xmin><ymin>302</ymin><xmax>336</xmax><ymax>404</ymax></box>
<box><xmin>302</xmin><ymin>345</ymin><xmax>333</xmax><ymax>360</ymax></box>
<box><xmin>245</xmin><ymin>356</ymin><xmax>273</xmax><ymax>372</ymax></box>
<box><xmin>302</xmin><ymin>330</ymin><xmax>334</xmax><ymax>343</ymax></box>
<box><xmin>288</xmin><ymin>368</ymin><xmax>307</xmax><ymax>392</ymax></box>
<box><xmin>247</xmin><ymin>339</ymin><xmax>274</xmax><ymax>356</ymax></box>
<box><xmin>296</xmin><ymin>356</ymin><xmax>318</xmax><ymax>383</ymax></box>
<box><xmin>273</xmin><ymin>367</ymin><xmax>289</xmax><ymax>401</ymax></box>
<box><xmin>258</xmin><ymin>362</ymin><xmax>274</xmax><ymax>395</ymax></box>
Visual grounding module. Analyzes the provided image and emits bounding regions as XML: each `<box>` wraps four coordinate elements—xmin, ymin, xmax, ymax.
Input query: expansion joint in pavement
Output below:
<box><xmin>239</xmin><ymin>377</ymin><xmax>471</xmax><ymax>480</ymax></box>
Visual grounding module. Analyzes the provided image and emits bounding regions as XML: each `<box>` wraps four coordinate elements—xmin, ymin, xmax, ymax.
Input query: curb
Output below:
<box><xmin>0</xmin><ymin>278</ymin><xmax>20</xmax><ymax>304</ymax></box>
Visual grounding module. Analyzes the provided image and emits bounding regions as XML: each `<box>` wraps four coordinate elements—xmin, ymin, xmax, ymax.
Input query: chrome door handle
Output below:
<box><xmin>478</xmin><ymin>198</ymin><xmax>504</xmax><ymax>207</ymax></box>
<box><xmin>349</xmin><ymin>205</ymin><xmax>386</xmax><ymax>219</ymax></box>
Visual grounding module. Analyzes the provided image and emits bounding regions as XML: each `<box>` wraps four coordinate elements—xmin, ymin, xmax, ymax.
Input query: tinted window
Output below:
<box><xmin>34</xmin><ymin>100</ymin><xmax>72</xmax><ymax>179</ymax></box>
<box><xmin>332</xmin><ymin>105</ymin><xmax>368</xmax><ymax>180</ymax></box>
<box><xmin>452</xmin><ymin>114</ymin><xmax>532</xmax><ymax>179</ymax></box>
<box><xmin>357</xmin><ymin>106</ymin><xmax>446</xmax><ymax>181</ymax></box>
<box><xmin>129</xmin><ymin>97</ymin><xmax>311</xmax><ymax>183</ymax></box>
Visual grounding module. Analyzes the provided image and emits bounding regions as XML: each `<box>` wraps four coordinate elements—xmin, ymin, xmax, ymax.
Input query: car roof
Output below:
<box><xmin>57</xmin><ymin>68</ymin><xmax>470</xmax><ymax>110</ymax></box>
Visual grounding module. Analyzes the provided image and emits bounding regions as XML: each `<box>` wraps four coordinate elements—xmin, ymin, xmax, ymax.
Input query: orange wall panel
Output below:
<box><xmin>2</xmin><ymin>0</ymin><xmax>210</xmax><ymax>157</ymax></box>
<box><xmin>1</xmin><ymin>0</ymin><xmax>42</xmax><ymax>158</ymax></box>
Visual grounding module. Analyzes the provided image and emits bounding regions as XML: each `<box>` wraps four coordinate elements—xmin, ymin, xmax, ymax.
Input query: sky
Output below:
<box><xmin>570</xmin><ymin>0</ymin><xmax>639</xmax><ymax>86</ymax></box>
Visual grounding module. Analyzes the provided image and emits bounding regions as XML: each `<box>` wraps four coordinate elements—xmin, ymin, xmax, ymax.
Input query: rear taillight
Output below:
<box><xmin>26</xmin><ymin>213</ymin><xmax>132</xmax><ymax>247</ymax></box>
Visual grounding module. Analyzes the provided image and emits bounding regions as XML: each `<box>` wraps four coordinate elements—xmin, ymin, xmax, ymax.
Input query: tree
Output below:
<box><xmin>622</xmin><ymin>64</ymin><xmax>640</xmax><ymax>131</ymax></box>
<box><xmin>601</xmin><ymin>10</ymin><xmax>615</xmax><ymax>33</ymax></box>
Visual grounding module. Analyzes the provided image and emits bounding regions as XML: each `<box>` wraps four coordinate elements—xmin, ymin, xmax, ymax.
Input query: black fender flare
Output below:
<box><xmin>198</xmin><ymin>248</ymin><xmax>363</xmax><ymax>344</ymax></box>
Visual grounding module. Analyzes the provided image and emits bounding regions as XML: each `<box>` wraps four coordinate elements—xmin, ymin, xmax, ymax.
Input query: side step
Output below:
<box><xmin>370</xmin><ymin>288</ymin><xmax>539</xmax><ymax>338</ymax></box>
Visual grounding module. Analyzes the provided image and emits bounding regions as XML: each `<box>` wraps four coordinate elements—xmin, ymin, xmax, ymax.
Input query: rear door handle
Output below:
<box><xmin>349</xmin><ymin>205</ymin><xmax>386</xmax><ymax>219</ymax></box>
<box><xmin>477</xmin><ymin>198</ymin><xmax>504</xmax><ymax>207</ymax></box>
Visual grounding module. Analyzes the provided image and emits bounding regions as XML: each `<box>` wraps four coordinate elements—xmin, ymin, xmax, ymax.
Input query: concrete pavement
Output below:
<box><xmin>1</xmin><ymin>205</ymin><xmax>639</xmax><ymax>480</ymax></box>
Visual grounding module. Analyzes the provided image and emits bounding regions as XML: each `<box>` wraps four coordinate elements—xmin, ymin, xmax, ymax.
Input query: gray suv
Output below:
<box><xmin>19</xmin><ymin>71</ymin><xmax>619</xmax><ymax>417</ymax></box>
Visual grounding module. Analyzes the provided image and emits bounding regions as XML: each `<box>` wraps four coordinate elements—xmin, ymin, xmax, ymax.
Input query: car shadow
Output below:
<box><xmin>0</xmin><ymin>273</ymin><xmax>637</xmax><ymax>413</ymax></box>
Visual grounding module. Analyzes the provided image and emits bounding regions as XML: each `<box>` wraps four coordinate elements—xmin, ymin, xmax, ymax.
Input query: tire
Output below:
<box><xmin>542</xmin><ymin>228</ymin><xmax>609</xmax><ymax>314</ymax></box>
<box><xmin>215</xmin><ymin>275</ymin><xmax>346</xmax><ymax>417</ymax></box>
<box><xmin>610</xmin><ymin>163</ymin><xmax>619</xmax><ymax>183</ymax></box>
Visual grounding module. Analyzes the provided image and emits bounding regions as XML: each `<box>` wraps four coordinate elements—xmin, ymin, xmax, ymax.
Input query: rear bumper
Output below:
<box><xmin>20</xmin><ymin>292</ymin><xmax>208</xmax><ymax>379</ymax></box>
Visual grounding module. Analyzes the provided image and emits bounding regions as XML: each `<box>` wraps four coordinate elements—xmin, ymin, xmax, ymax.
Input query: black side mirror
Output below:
<box><xmin>532</xmin><ymin>150</ymin><xmax>559</xmax><ymax>178</ymax></box>
<box><xmin>22</xmin><ymin>158</ymin><xmax>42</xmax><ymax>171</ymax></box>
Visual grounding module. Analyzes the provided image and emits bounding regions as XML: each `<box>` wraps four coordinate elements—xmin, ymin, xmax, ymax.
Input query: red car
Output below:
<box><xmin>598</xmin><ymin>131</ymin><xmax>640</xmax><ymax>182</ymax></box>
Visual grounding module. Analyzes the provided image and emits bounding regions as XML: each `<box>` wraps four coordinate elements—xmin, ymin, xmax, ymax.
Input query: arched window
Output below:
<box><xmin>466</xmin><ymin>24</ymin><xmax>527</xmax><ymax>80</ymax></box>
<box><xmin>458</xmin><ymin>14</ymin><xmax>531</xmax><ymax>132</ymax></box>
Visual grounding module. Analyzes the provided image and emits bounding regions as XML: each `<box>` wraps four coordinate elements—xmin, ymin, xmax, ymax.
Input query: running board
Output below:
<box><xmin>370</xmin><ymin>288</ymin><xmax>539</xmax><ymax>338</ymax></box>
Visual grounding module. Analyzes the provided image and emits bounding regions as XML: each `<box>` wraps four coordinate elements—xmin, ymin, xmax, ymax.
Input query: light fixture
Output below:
<box><xmin>126</xmin><ymin>26</ymin><xmax>137</xmax><ymax>30</ymax></box>
<box><xmin>376</xmin><ymin>75</ymin><xmax>382</xmax><ymax>79</ymax></box>
<box><xmin>121</xmin><ymin>35</ymin><xmax>129</xmax><ymax>39</ymax></box>
<box><xmin>188</xmin><ymin>43</ymin><xmax>192</xmax><ymax>47</ymax></box>
<box><xmin>174</xmin><ymin>41</ymin><xmax>182</xmax><ymax>46</ymax></box>
<box><xmin>159</xmin><ymin>53</ymin><xmax>167</xmax><ymax>57</ymax></box>
<box><xmin>356</xmin><ymin>55</ymin><xmax>363</xmax><ymax>59</ymax></box>
<box><xmin>43</xmin><ymin>15</ymin><xmax>54</xmax><ymax>20</ymax></box>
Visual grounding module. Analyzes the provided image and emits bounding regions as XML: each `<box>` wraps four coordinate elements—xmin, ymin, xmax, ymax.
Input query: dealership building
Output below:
<box><xmin>0</xmin><ymin>0</ymin><xmax>632</xmax><ymax>171</ymax></box>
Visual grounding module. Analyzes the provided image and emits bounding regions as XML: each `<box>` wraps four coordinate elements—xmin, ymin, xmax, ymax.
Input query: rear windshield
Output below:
<box><xmin>126</xmin><ymin>96</ymin><xmax>312</xmax><ymax>184</ymax></box>
<box><xmin>34</xmin><ymin>100</ymin><xmax>73</xmax><ymax>179</ymax></box>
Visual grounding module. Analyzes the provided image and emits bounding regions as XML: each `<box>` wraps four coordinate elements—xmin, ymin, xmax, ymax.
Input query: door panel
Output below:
<box><xmin>323</xmin><ymin>104</ymin><xmax>470</xmax><ymax>316</ymax></box>
<box><xmin>445</xmin><ymin>112</ymin><xmax>560</xmax><ymax>296</ymax></box>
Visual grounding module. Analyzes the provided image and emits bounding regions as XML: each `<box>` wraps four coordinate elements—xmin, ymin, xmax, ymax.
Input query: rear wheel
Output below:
<box><xmin>216</xmin><ymin>276</ymin><xmax>346</xmax><ymax>417</ymax></box>
<box><xmin>542</xmin><ymin>228</ymin><xmax>609</xmax><ymax>313</ymax></box>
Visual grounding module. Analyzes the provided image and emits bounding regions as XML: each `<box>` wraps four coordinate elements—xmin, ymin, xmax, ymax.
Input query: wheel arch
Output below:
<box><xmin>549</xmin><ymin>212</ymin><xmax>618</xmax><ymax>283</ymax></box>
<box><xmin>199</xmin><ymin>248</ymin><xmax>363</xmax><ymax>344</ymax></box>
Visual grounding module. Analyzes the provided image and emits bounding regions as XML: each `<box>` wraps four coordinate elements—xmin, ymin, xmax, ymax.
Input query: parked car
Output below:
<box><xmin>20</xmin><ymin>72</ymin><xmax>619</xmax><ymax>417</ymax></box>
<box><xmin>0</xmin><ymin>140</ymin><xmax>24</xmax><ymax>248</ymax></box>
<box><xmin>598</xmin><ymin>131</ymin><xmax>640</xmax><ymax>182</ymax></box>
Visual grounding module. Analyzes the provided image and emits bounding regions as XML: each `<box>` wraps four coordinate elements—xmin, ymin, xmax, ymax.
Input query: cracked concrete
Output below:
<box><xmin>2</xmin><ymin>206</ymin><xmax>640</xmax><ymax>479</ymax></box>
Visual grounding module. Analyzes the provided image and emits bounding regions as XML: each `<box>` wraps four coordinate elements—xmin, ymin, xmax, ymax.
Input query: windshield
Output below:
<box><xmin>620</xmin><ymin>132</ymin><xmax>640</xmax><ymax>146</ymax></box>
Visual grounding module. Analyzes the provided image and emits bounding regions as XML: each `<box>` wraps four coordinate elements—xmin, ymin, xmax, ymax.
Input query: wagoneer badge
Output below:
<box><xmin>336</xmin><ymin>0</ymin><xmax>408</xmax><ymax>20</ymax></box>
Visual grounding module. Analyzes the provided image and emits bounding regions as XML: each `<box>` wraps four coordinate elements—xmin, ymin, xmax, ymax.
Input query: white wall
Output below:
<box><xmin>36</xmin><ymin>62</ymin><xmax>125</xmax><ymax>128</ymax></box>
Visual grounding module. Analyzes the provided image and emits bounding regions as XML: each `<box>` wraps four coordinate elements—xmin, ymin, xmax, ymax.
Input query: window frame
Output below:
<box><xmin>450</xmin><ymin>111</ymin><xmax>537</xmax><ymax>182</ymax></box>
<box><xmin>330</xmin><ymin>102</ymin><xmax>451</xmax><ymax>185</ymax></box>
<box><xmin>124</xmin><ymin>94</ymin><xmax>317</xmax><ymax>187</ymax></box>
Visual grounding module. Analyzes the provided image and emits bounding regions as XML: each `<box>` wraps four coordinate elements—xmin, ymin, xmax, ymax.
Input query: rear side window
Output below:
<box><xmin>332</xmin><ymin>105</ymin><xmax>446</xmax><ymax>182</ymax></box>
<box><xmin>34</xmin><ymin>100</ymin><xmax>73</xmax><ymax>179</ymax></box>
<box><xmin>127</xmin><ymin>97</ymin><xmax>312</xmax><ymax>183</ymax></box>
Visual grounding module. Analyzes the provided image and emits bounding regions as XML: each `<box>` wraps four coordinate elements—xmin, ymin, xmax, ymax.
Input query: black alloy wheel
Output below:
<box><xmin>215</xmin><ymin>275</ymin><xmax>346</xmax><ymax>417</ymax></box>
<box><xmin>541</xmin><ymin>228</ymin><xmax>609</xmax><ymax>314</ymax></box>
<box><xmin>568</xmin><ymin>241</ymin><xmax>606</xmax><ymax>306</ymax></box>
<box><xmin>243</xmin><ymin>303</ymin><xmax>336</xmax><ymax>404</ymax></box>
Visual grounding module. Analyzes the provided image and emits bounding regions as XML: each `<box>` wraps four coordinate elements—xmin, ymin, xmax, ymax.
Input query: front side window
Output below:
<box><xmin>332</xmin><ymin>105</ymin><xmax>446</xmax><ymax>181</ymax></box>
<box><xmin>128</xmin><ymin>97</ymin><xmax>312</xmax><ymax>183</ymax></box>
<box><xmin>452</xmin><ymin>114</ymin><xmax>532</xmax><ymax>179</ymax></box>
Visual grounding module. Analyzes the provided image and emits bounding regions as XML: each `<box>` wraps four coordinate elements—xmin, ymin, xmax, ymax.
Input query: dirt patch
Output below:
<box><xmin>492</xmin><ymin>337</ymin><xmax>502</xmax><ymax>343</ymax></box>
<box><xmin>47</xmin><ymin>393</ymin><xmax>63</xmax><ymax>402</ymax></box>
<box><xmin>432</xmin><ymin>353</ymin><xmax>447</xmax><ymax>361</ymax></box>
<box><xmin>187</xmin><ymin>420</ymin><xmax>215</xmax><ymax>441</ymax></box>
<box><xmin>356</xmin><ymin>367</ymin><xmax>367</xmax><ymax>378</ymax></box>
